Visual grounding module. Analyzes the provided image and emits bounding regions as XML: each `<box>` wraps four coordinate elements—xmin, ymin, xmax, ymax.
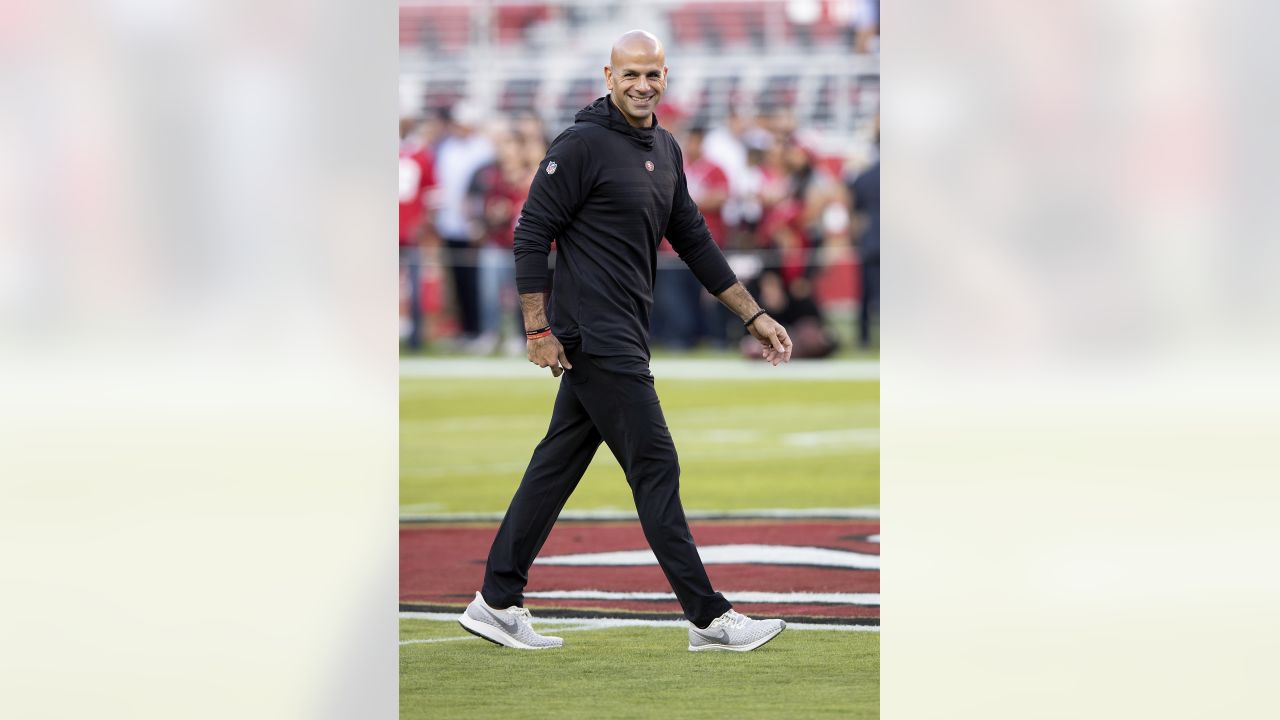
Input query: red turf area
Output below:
<box><xmin>400</xmin><ymin>519</ymin><xmax>879</xmax><ymax>623</ymax></box>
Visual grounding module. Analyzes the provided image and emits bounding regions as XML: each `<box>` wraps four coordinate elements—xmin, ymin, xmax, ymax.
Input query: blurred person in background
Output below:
<box><xmin>652</xmin><ymin>124</ymin><xmax>731</xmax><ymax>349</ymax></box>
<box><xmin>759</xmin><ymin>201</ymin><xmax>810</xmax><ymax>287</ymax></box>
<box><xmin>741</xmin><ymin>269</ymin><xmax>836</xmax><ymax>359</ymax></box>
<box><xmin>702</xmin><ymin>108</ymin><xmax>749</xmax><ymax>181</ymax></box>
<box><xmin>777</xmin><ymin>133</ymin><xmax>851</xmax><ymax>285</ymax></box>
<box><xmin>727</xmin><ymin>130</ymin><xmax>776</xmax><ymax>248</ymax></box>
<box><xmin>839</xmin><ymin>0</ymin><xmax>880</xmax><ymax>54</ymax></box>
<box><xmin>469</xmin><ymin>124</ymin><xmax>536</xmax><ymax>354</ymax></box>
<box><xmin>683</xmin><ymin>125</ymin><xmax>736</xmax><ymax>345</ymax></box>
<box><xmin>846</xmin><ymin>119</ymin><xmax>879</xmax><ymax>348</ymax></box>
<box><xmin>703</xmin><ymin>108</ymin><xmax>752</xmax><ymax>247</ymax></box>
<box><xmin>781</xmin><ymin>133</ymin><xmax>843</xmax><ymax>246</ymax></box>
<box><xmin>746</xmin><ymin>129</ymin><xmax>792</xmax><ymax>249</ymax></box>
<box><xmin>858</xmin><ymin>0</ymin><xmax>880</xmax><ymax>54</ymax></box>
<box><xmin>650</xmin><ymin>240</ymin><xmax>702</xmax><ymax>349</ymax></box>
<box><xmin>399</xmin><ymin>116</ymin><xmax>436</xmax><ymax>351</ymax></box>
<box><xmin>516</xmin><ymin>117</ymin><xmax>548</xmax><ymax>185</ymax></box>
<box><xmin>513</xmin><ymin>108</ymin><xmax>552</xmax><ymax>152</ymax></box>
<box><xmin>434</xmin><ymin>102</ymin><xmax>495</xmax><ymax>346</ymax></box>
<box><xmin>460</xmin><ymin>30</ymin><xmax>792</xmax><ymax>653</ymax></box>
<box><xmin>759</xmin><ymin>107</ymin><xmax>798</xmax><ymax>138</ymax></box>
<box><xmin>420</xmin><ymin>110</ymin><xmax>448</xmax><ymax>151</ymax></box>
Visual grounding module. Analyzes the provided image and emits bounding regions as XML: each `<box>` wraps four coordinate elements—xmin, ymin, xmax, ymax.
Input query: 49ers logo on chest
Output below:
<box><xmin>644</xmin><ymin>160</ymin><xmax>654</xmax><ymax>172</ymax></box>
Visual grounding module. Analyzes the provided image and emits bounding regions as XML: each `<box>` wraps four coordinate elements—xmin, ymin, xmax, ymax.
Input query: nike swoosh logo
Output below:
<box><xmin>694</xmin><ymin>628</ymin><xmax>730</xmax><ymax>643</ymax></box>
<box><xmin>481</xmin><ymin>605</ymin><xmax>519</xmax><ymax>633</ymax></box>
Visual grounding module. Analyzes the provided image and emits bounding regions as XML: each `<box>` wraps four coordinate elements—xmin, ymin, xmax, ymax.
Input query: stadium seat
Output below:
<box><xmin>495</xmin><ymin>4</ymin><xmax>550</xmax><ymax>44</ymax></box>
<box><xmin>758</xmin><ymin>74</ymin><xmax>799</xmax><ymax>114</ymax></box>
<box><xmin>423</xmin><ymin>79</ymin><xmax>467</xmax><ymax>114</ymax></box>
<box><xmin>498</xmin><ymin>78</ymin><xmax>541</xmax><ymax>114</ymax></box>
<box><xmin>400</xmin><ymin>5</ymin><xmax>471</xmax><ymax>53</ymax></box>
<box><xmin>811</xmin><ymin>75</ymin><xmax>835</xmax><ymax>124</ymax></box>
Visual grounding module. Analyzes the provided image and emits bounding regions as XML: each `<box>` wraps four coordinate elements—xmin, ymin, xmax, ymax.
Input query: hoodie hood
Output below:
<box><xmin>575</xmin><ymin>95</ymin><xmax>657</xmax><ymax>150</ymax></box>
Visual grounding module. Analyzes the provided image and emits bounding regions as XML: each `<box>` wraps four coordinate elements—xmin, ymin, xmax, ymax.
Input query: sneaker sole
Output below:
<box><xmin>688</xmin><ymin>624</ymin><xmax>786</xmax><ymax>653</ymax></box>
<box><xmin>457</xmin><ymin>612</ymin><xmax>563</xmax><ymax>650</ymax></box>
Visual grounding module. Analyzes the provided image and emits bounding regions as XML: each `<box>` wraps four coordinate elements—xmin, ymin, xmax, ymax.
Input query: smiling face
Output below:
<box><xmin>604</xmin><ymin>31</ymin><xmax>668</xmax><ymax>128</ymax></box>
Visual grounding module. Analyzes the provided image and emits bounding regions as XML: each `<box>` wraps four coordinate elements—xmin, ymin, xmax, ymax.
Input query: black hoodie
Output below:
<box><xmin>513</xmin><ymin>95</ymin><xmax>737</xmax><ymax>358</ymax></box>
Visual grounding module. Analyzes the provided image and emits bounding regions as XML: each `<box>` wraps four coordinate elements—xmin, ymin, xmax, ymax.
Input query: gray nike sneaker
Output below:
<box><xmin>458</xmin><ymin>592</ymin><xmax>564</xmax><ymax>650</ymax></box>
<box><xmin>688</xmin><ymin>609</ymin><xmax>786</xmax><ymax>652</ymax></box>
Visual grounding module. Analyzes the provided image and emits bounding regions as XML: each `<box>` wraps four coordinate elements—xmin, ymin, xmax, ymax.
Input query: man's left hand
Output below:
<box><xmin>749</xmin><ymin>315</ymin><xmax>793</xmax><ymax>366</ymax></box>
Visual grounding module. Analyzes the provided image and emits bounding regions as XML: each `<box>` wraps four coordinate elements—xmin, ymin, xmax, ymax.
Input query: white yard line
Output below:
<box><xmin>783</xmin><ymin>428</ymin><xmax>880</xmax><ymax>447</ymax></box>
<box><xmin>535</xmin><ymin>544</ymin><xmax>880</xmax><ymax>571</ymax></box>
<box><xmin>524</xmin><ymin>590</ymin><xmax>880</xmax><ymax>606</ymax></box>
<box><xmin>401</xmin><ymin>358</ymin><xmax>879</xmax><ymax>381</ymax></box>
<box><xmin>399</xmin><ymin>636</ymin><xmax>479</xmax><ymax>645</ymax></box>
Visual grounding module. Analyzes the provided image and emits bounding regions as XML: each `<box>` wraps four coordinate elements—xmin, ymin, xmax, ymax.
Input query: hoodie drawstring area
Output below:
<box><xmin>574</xmin><ymin>96</ymin><xmax>657</xmax><ymax>150</ymax></box>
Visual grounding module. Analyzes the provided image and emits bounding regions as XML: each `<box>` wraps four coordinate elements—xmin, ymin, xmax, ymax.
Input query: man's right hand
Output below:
<box><xmin>527</xmin><ymin>335</ymin><xmax>573</xmax><ymax>377</ymax></box>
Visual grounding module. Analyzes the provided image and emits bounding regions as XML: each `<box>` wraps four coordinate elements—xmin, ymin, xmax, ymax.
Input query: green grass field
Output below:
<box><xmin>401</xmin><ymin>376</ymin><xmax>879</xmax><ymax>513</ymax></box>
<box><xmin>401</xmin><ymin>619</ymin><xmax>880</xmax><ymax>720</ymax></box>
<box><xmin>401</xmin><ymin>369</ymin><xmax>879</xmax><ymax>718</ymax></box>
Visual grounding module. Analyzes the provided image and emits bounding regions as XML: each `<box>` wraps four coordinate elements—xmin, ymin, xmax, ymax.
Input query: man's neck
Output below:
<box><xmin>609</xmin><ymin>95</ymin><xmax>653</xmax><ymax>129</ymax></box>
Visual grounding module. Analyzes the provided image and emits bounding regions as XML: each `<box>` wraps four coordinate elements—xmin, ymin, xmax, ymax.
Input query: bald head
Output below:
<box><xmin>604</xmin><ymin>30</ymin><xmax>668</xmax><ymax>129</ymax></box>
<box><xmin>610</xmin><ymin>30</ymin><xmax>665</xmax><ymax>69</ymax></box>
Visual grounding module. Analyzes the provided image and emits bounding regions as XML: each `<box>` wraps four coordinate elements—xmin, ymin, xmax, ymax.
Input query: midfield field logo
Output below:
<box><xmin>401</xmin><ymin>515</ymin><xmax>879</xmax><ymax>626</ymax></box>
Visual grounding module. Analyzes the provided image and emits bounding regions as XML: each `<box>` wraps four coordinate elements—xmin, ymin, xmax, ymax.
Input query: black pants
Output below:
<box><xmin>482</xmin><ymin>347</ymin><xmax>732</xmax><ymax>628</ymax></box>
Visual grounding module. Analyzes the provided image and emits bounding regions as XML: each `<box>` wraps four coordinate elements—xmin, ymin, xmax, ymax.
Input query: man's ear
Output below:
<box><xmin>603</xmin><ymin>65</ymin><xmax>613</xmax><ymax>90</ymax></box>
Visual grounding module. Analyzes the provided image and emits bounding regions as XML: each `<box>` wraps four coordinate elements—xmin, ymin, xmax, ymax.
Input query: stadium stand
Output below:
<box><xmin>400</xmin><ymin>0</ymin><xmax>878</xmax><ymax>145</ymax></box>
<box><xmin>399</xmin><ymin>0</ymin><xmax>879</xmax><ymax>352</ymax></box>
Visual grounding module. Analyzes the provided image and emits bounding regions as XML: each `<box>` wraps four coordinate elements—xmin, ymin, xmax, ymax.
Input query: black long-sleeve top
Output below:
<box><xmin>514</xmin><ymin>96</ymin><xmax>737</xmax><ymax>358</ymax></box>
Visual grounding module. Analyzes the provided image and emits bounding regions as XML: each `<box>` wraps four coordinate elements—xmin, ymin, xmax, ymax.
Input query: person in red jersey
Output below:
<box><xmin>469</xmin><ymin>127</ymin><xmax>536</xmax><ymax>353</ymax></box>
<box><xmin>683</xmin><ymin>125</ymin><xmax>737</xmax><ymax>345</ymax></box>
<box><xmin>652</xmin><ymin>124</ymin><xmax>733</xmax><ymax>348</ymax></box>
<box><xmin>399</xmin><ymin>117</ymin><xmax>436</xmax><ymax>351</ymax></box>
<box><xmin>683</xmin><ymin>125</ymin><xmax>730</xmax><ymax>248</ymax></box>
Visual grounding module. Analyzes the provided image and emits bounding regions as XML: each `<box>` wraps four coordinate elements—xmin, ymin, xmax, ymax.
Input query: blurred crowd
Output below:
<box><xmin>400</xmin><ymin>102</ymin><xmax>879</xmax><ymax>357</ymax></box>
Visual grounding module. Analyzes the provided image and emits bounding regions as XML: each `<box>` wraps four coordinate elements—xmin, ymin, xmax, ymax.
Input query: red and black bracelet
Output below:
<box><xmin>525</xmin><ymin>325</ymin><xmax>552</xmax><ymax>340</ymax></box>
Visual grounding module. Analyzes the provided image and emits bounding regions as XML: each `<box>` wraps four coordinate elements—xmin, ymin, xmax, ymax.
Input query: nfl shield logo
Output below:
<box><xmin>546</xmin><ymin>161</ymin><xmax>558</xmax><ymax>175</ymax></box>
<box><xmin>645</xmin><ymin>160</ymin><xmax>655</xmax><ymax>172</ymax></box>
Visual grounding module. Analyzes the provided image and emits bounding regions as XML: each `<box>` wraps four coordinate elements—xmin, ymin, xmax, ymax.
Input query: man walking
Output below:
<box><xmin>458</xmin><ymin>31</ymin><xmax>794</xmax><ymax>652</ymax></box>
